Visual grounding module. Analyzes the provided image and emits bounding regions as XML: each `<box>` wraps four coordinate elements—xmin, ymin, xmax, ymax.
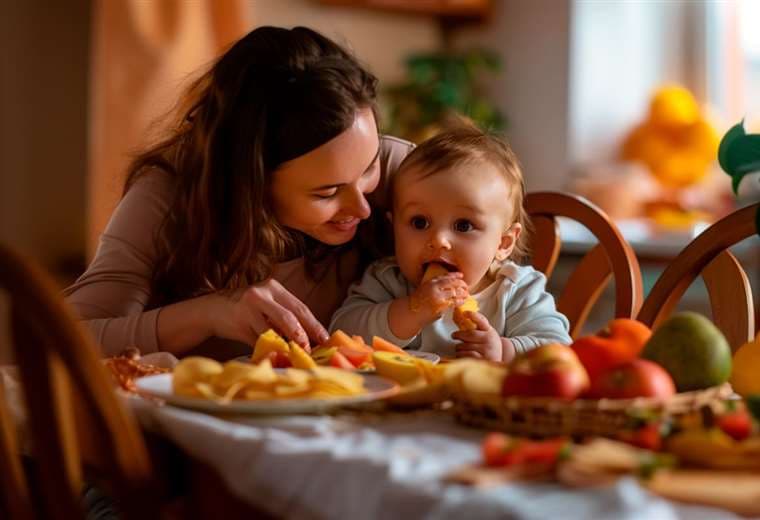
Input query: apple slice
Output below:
<box><xmin>329</xmin><ymin>351</ymin><xmax>356</xmax><ymax>370</ymax></box>
<box><xmin>453</xmin><ymin>297</ymin><xmax>479</xmax><ymax>331</ymax></box>
<box><xmin>373</xmin><ymin>351</ymin><xmax>421</xmax><ymax>385</ymax></box>
<box><xmin>288</xmin><ymin>341</ymin><xmax>317</xmax><ymax>369</ymax></box>
<box><xmin>251</xmin><ymin>329</ymin><xmax>290</xmax><ymax>364</ymax></box>
<box><xmin>371</xmin><ymin>336</ymin><xmax>409</xmax><ymax>355</ymax></box>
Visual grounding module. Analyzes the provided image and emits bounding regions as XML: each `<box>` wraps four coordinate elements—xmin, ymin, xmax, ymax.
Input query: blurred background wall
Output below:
<box><xmin>1</xmin><ymin>0</ymin><xmax>757</xmax><ymax>296</ymax></box>
<box><xmin>0</xmin><ymin>0</ymin><xmax>90</xmax><ymax>277</ymax></box>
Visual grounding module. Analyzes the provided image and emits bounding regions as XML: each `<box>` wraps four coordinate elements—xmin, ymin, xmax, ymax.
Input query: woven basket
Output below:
<box><xmin>452</xmin><ymin>384</ymin><xmax>733</xmax><ymax>438</ymax></box>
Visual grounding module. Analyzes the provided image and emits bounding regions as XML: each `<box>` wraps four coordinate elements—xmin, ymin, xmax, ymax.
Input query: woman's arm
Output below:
<box><xmin>63</xmin><ymin>173</ymin><xmax>175</xmax><ymax>356</ymax></box>
<box><xmin>65</xmin><ymin>174</ymin><xmax>328</xmax><ymax>357</ymax></box>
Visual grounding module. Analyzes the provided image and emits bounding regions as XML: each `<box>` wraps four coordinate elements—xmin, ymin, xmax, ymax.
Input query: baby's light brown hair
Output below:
<box><xmin>389</xmin><ymin>119</ymin><xmax>531</xmax><ymax>262</ymax></box>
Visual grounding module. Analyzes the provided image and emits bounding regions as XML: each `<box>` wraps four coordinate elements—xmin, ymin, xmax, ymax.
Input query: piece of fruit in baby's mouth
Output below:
<box><xmin>421</xmin><ymin>262</ymin><xmax>452</xmax><ymax>283</ymax></box>
<box><xmin>422</xmin><ymin>263</ymin><xmax>478</xmax><ymax>329</ymax></box>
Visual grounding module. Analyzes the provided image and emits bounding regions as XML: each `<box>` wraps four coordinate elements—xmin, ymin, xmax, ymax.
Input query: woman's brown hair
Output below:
<box><xmin>124</xmin><ymin>26</ymin><xmax>378</xmax><ymax>306</ymax></box>
<box><xmin>388</xmin><ymin>119</ymin><xmax>532</xmax><ymax>262</ymax></box>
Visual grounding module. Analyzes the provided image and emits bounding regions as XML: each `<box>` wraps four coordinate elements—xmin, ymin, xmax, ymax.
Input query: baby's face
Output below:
<box><xmin>392</xmin><ymin>162</ymin><xmax>517</xmax><ymax>289</ymax></box>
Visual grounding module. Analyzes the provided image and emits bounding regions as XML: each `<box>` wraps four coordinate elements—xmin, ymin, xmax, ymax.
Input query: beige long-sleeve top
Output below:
<box><xmin>64</xmin><ymin>135</ymin><xmax>413</xmax><ymax>358</ymax></box>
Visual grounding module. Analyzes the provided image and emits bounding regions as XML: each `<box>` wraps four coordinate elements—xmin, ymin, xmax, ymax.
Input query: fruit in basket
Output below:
<box><xmin>501</xmin><ymin>343</ymin><xmax>589</xmax><ymax>399</ymax></box>
<box><xmin>665</xmin><ymin>428</ymin><xmax>760</xmax><ymax>470</ymax></box>
<box><xmin>571</xmin><ymin>319</ymin><xmax>652</xmax><ymax>380</ymax></box>
<box><xmin>616</xmin><ymin>422</ymin><xmax>664</xmax><ymax>451</ymax></box>
<box><xmin>717</xmin><ymin>410</ymin><xmax>754</xmax><ymax>441</ymax></box>
<box><xmin>747</xmin><ymin>396</ymin><xmax>760</xmax><ymax>422</ymax></box>
<box><xmin>641</xmin><ymin>312</ymin><xmax>731</xmax><ymax>391</ymax></box>
<box><xmin>729</xmin><ymin>332</ymin><xmax>760</xmax><ymax>397</ymax></box>
<box><xmin>586</xmin><ymin>359</ymin><xmax>676</xmax><ymax>399</ymax></box>
<box><xmin>444</xmin><ymin>359</ymin><xmax>508</xmax><ymax>396</ymax></box>
<box><xmin>446</xmin><ymin>359</ymin><xmax>507</xmax><ymax>395</ymax></box>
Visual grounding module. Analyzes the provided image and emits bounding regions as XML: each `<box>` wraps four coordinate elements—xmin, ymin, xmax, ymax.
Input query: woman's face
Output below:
<box><xmin>271</xmin><ymin>108</ymin><xmax>381</xmax><ymax>245</ymax></box>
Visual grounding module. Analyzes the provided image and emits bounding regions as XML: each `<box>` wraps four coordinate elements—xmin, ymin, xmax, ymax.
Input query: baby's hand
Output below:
<box><xmin>451</xmin><ymin>312</ymin><xmax>503</xmax><ymax>361</ymax></box>
<box><xmin>409</xmin><ymin>272</ymin><xmax>468</xmax><ymax>319</ymax></box>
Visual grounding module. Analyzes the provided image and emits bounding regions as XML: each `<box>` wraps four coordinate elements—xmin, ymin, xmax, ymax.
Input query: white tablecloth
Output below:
<box><xmin>130</xmin><ymin>398</ymin><xmax>741</xmax><ymax>520</ymax></box>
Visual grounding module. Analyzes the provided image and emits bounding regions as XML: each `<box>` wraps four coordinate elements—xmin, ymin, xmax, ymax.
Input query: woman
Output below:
<box><xmin>65</xmin><ymin>26</ymin><xmax>413</xmax><ymax>359</ymax></box>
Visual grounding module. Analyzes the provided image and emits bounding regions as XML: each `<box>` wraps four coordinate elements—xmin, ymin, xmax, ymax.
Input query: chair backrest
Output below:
<box><xmin>637</xmin><ymin>203</ymin><xmax>758</xmax><ymax>352</ymax></box>
<box><xmin>524</xmin><ymin>192</ymin><xmax>644</xmax><ymax>338</ymax></box>
<box><xmin>0</xmin><ymin>243</ymin><xmax>155</xmax><ymax>519</ymax></box>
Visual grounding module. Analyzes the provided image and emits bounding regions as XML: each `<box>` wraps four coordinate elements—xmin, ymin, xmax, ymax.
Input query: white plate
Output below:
<box><xmin>406</xmin><ymin>350</ymin><xmax>441</xmax><ymax>364</ymax></box>
<box><xmin>135</xmin><ymin>372</ymin><xmax>398</xmax><ymax>415</ymax></box>
<box><xmin>233</xmin><ymin>350</ymin><xmax>440</xmax><ymax>366</ymax></box>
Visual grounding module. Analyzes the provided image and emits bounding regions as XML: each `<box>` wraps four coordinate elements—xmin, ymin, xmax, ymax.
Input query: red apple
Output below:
<box><xmin>571</xmin><ymin>319</ymin><xmax>651</xmax><ymax>380</ymax></box>
<box><xmin>502</xmin><ymin>343</ymin><xmax>590</xmax><ymax>400</ymax></box>
<box><xmin>586</xmin><ymin>359</ymin><xmax>676</xmax><ymax>399</ymax></box>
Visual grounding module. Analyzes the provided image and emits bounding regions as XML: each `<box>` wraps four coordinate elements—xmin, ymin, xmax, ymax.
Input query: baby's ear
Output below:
<box><xmin>497</xmin><ymin>223</ymin><xmax>522</xmax><ymax>258</ymax></box>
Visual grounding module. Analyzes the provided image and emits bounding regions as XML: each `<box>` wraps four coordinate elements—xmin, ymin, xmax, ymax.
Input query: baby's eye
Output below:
<box><xmin>453</xmin><ymin>219</ymin><xmax>474</xmax><ymax>232</ymax></box>
<box><xmin>410</xmin><ymin>216</ymin><xmax>429</xmax><ymax>230</ymax></box>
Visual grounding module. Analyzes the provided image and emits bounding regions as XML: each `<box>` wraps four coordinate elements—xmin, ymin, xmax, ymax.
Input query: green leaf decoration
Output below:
<box><xmin>718</xmin><ymin>121</ymin><xmax>760</xmax><ymax>194</ymax></box>
<box><xmin>381</xmin><ymin>48</ymin><xmax>504</xmax><ymax>141</ymax></box>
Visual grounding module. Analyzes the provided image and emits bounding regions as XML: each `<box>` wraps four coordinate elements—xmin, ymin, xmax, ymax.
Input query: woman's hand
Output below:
<box><xmin>210</xmin><ymin>278</ymin><xmax>329</xmax><ymax>349</ymax></box>
<box><xmin>452</xmin><ymin>312</ymin><xmax>503</xmax><ymax>361</ymax></box>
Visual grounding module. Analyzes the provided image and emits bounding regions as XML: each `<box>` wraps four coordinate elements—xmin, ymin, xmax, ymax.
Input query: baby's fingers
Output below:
<box><xmin>455</xmin><ymin>349</ymin><xmax>484</xmax><ymax>359</ymax></box>
<box><xmin>452</xmin><ymin>329</ymin><xmax>490</xmax><ymax>344</ymax></box>
<box><xmin>466</xmin><ymin>312</ymin><xmax>492</xmax><ymax>332</ymax></box>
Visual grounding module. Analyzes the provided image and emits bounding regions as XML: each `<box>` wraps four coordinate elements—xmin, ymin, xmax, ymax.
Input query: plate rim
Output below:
<box><xmin>135</xmin><ymin>372</ymin><xmax>399</xmax><ymax>414</ymax></box>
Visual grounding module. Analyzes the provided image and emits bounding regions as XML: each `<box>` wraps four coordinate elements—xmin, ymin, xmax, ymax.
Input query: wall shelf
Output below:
<box><xmin>317</xmin><ymin>0</ymin><xmax>491</xmax><ymax>23</ymax></box>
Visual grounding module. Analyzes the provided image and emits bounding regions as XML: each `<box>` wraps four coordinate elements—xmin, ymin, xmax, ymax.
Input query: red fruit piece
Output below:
<box><xmin>717</xmin><ymin>411</ymin><xmax>753</xmax><ymax>441</ymax></box>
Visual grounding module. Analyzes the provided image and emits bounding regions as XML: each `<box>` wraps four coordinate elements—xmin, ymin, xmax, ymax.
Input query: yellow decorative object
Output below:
<box><xmin>730</xmin><ymin>332</ymin><xmax>760</xmax><ymax>397</ymax></box>
<box><xmin>649</xmin><ymin>207</ymin><xmax>712</xmax><ymax>230</ymax></box>
<box><xmin>621</xmin><ymin>84</ymin><xmax>718</xmax><ymax>189</ymax></box>
<box><xmin>251</xmin><ymin>329</ymin><xmax>290</xmax><ymax>364</ymax></box>
<box><xmin>649</xmin><ymin>84</ymin><xmax>699</xmax><ymax>128</ymax></box>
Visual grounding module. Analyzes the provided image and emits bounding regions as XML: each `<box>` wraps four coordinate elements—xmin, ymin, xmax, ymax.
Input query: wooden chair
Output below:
<box><xmin>0</xmin><ymin>243</ymin><xmax>157</xmax><ymax>519</ymax></box>
<box><xmin>524</xmin><ymin>192</ymin><xmax>644</xmax><ymax>338</ymax></box>
<box><xmin>637</xmin><ymin>203</ymin><xmax>758</xmax><ymax>352</ymax></box>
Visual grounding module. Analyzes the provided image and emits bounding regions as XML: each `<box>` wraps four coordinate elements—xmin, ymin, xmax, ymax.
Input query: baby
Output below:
<box><xmin>330</xmin><ymin>121</ymin><xmax>571</xmax><ymax>361</ymax></box>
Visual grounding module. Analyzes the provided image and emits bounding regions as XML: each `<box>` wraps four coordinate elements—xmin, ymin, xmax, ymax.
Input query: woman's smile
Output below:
<box><xmin>326</xmin><ymin>216</ymin><xmax>361</xmax><ymax>233</ymax></box>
